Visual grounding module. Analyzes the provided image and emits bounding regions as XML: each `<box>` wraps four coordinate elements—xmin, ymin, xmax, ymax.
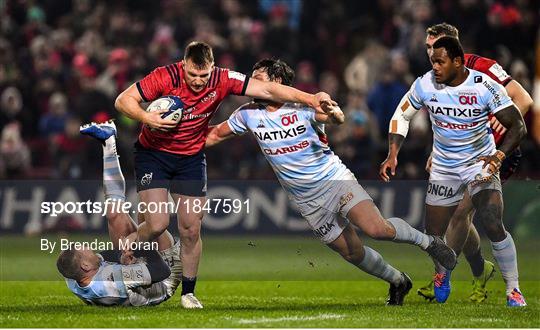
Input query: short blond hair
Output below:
<box><xmin>426</xmin><ymin>23</ymin><xmax>459</xmax><ymax>38</ymax></box>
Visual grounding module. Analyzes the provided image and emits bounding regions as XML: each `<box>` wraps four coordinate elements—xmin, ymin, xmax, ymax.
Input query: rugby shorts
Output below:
<box><xmin>426</xmin><ymin>161</ymin><xmax>502</xmax><ymax>207</ymax></box>
<box><xmin>293</xmin><ymin>169</ymin><xmax>372</xmax><ymax>244</ymax></box>
<box><xmin>134</xmin><ymin>141</ymin><xmax>207</xmax><ymax>196</ymax></box>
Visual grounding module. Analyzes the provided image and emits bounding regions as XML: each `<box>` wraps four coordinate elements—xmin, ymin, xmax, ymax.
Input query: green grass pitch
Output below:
<box><xmin>1</xmin><ymin>235</ymin><xmax>538</xmax><ymax>327</ymax></box>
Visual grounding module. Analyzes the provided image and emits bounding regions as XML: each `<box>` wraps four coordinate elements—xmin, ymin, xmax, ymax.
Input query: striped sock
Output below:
<box><xmin>387</xmin><ymin>217</ymin><xmax>433</xmax><ymax>249</ymax></box>
<box><xmin>103</xmin><ymin>136</ymin><xmax>125</xmax><ymax>201</ymax></box>
<box><xmin>491</xmin><ymin>232</ymin><xmax>520</xmax><ymax>295</ymax></box>
<box><xmin>357</xmin><ymin>246</ymin><xmax>403</xmax><ymax>286</ymax></box>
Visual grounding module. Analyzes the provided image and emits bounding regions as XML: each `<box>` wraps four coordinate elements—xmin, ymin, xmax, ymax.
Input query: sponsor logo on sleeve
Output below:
<box><xmin>228</xmin><ymin>70</ymin><xmax>246</xmax><ymax>81</ymax></box>
<box><xmin>488</xmin><ymin>63</ymin><xmax>510</xmax><ymax>81</ymax></box>
<box><xmin>482</xmin><ymin>81</ymin><xmax>502</xmax><ymax>108</ymax></box>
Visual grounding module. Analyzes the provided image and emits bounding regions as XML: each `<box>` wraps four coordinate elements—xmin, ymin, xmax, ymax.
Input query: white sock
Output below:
<box><xmin>104</xmin><ymin>135</ymin><xmax>117</xmax><ymax>157</ymax></box>
<box><xmin>387</xmin><ymin>217</ymin><xmax>433</xmax><ymax>249</ymax></box>
<box><xmin>103</xmin><ymin>136</ymin><xmax>125</xmax><ymax>201</ymax></box>
<box><xmin>491</xmin><ymin>232</ymin><xmax>520</xmax><ymax>295</ymax></box>
<box><xmin>357</xmin><ymin>246</ymin><xmax>403</xmax><ymax>286</ymax></box>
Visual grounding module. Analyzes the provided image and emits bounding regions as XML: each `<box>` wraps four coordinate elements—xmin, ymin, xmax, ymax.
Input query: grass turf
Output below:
<box><xmin>1</xmin><ymin>235</ymin><xmax>539</xmax><ymax>327</ymax></box>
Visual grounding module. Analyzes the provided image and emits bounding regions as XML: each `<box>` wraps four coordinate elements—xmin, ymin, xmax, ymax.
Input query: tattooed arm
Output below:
<box><xmin>479</xmin><ymin>105</ymin><xmax>527</xmax><ymax>174</ymax></box>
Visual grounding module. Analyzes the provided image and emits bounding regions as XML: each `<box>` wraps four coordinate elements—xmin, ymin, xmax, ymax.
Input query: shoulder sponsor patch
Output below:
<box><xmin>488</xmin><ymin>63</ymin><xmax>510</xmax><ymax>81</ymax></box>
<box><xmin>228</xmin><ymin>70</ymin><xmax>246</xmax><ymax>81</ymax></box>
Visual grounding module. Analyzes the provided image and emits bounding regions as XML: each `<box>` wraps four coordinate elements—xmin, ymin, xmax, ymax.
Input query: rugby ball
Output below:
<box><xmin>146</xmin><ymin>95</ymin><xmax>184</xmax><ymax>123</ymax></box>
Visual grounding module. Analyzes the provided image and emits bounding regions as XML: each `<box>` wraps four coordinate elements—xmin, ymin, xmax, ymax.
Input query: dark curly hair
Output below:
<box><xmin>252</xmin><ymin>58</ymin><xmax>295</xmax><ymax>86</ymax></box>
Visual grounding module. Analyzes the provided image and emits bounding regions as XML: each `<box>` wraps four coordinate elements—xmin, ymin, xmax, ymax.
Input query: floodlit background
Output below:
<box><xmin>0</xmin><ymin>0</ymin><xmax>538</xmax><ymax>181</ymax></box>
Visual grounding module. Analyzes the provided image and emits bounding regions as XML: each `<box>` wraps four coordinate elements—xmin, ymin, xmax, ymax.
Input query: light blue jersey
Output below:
<box><xmin>65</xmin><ymin>255</ymin><xmax>165</xmax><ymax>306</ymax></box>
<box><xmin>227</xmin><ymin>102</ymin><xmax>349</xmax><ymax>200</ymax></box>
<box><xmin>408</xmin><ymin>69</ymin><xmax>514</xmax><ymax>168</ymax></box>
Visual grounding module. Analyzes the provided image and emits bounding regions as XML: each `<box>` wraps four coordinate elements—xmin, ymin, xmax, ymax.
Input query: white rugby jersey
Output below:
<box><xmin>408</xmin><ymin>69</ymin><xmax>514</xmax><ymax>168</ymax></box>
<box><xmin>227</xmin><ymin>102</ymin><xmax>349</xmax><ymax>200</ymax></box>
<box><xmin>65</xmin><ymin>255</ymin><xmax>166</xmax><ymax>306</ymax></box>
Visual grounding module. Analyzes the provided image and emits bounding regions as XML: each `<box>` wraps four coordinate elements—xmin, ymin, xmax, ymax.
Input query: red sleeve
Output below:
<box><xmin>465</xmin><ymin>54</ymin><xmax>512</xmax><ymax>86</ymax></box>
<box><xmin>218</xmin><ymin>68</ymin><xmax>250</xmax><ymax>96</ymax></box>
<box><xmin>136</xmin><ymin>64</ymin><xmax>180</xmax><ymax>102</ymax></box>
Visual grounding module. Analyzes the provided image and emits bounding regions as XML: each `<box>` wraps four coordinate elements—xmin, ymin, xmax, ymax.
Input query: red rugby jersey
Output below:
<box><xmin>136</xmin><ymin>61</ymin><xmax>249</xmax><ymax>155</ymax></box>
<box><xmin>464</xmin><ymin>54</ymin><xmax>513</xmax><ymax>145</ymax></box>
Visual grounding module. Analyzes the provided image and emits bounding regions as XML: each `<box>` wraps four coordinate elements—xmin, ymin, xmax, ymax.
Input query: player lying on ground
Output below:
<box><xmin>115</xmin><ymin>41</ymin><xmax>336</xmax><ymax>308</ymax></box>
<box><xmin>383</xmin><ymin>22</ymin><xmax>533</xmax><ymax>304</ymax></box>
<box><xmin>56</xmin><ymin>121</ymin><xmax>182</xmax><ymax>306</ymax></box>
<box><xmin>205</xmin><ymin>58</ymin><xmax>457</xmax><ymax>305</ymax></box>
<box><xmin>379</xmin><ymin>36</ymin><xmax>527</xmax><ymax>307</ymax></box>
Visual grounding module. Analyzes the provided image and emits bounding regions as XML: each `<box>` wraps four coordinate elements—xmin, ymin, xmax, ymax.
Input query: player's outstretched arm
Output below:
<box><xmin>205</xmin><ymin>122</ymin><xmax>236</xmax><ymax>147</ymax></box>
<box><xmin>244</xmin><ymin>78</ymin><xmax>334</xmax><ymax>113</ymax></box>
<box><xmin>379</xmin><ymin>93</ymin><xmax>419</xmax><ymax>182</ymax></box>
<box><xmin>479</xmin><ymin>105</ymin><xmax>527</xmax><ymax>175</ymax></box>
<box><xmin>115</xmin><ymin>84</ymin><xmax>177</xmax><ymax>131</ymax></box>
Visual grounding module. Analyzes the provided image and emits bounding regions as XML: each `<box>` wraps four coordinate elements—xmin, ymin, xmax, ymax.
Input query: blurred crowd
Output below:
<box><xmin>0</xmin><ymin>0</ymin><xmax>538</xmax><ymax>181</ymax></box>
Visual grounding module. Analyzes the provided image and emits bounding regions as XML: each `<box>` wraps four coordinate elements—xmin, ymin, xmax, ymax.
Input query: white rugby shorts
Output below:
<box><xmin>293</xmin><ymin>169</ymin><xmax>372</xmax><ymax>244</ymax></box>
<box><xmin>426</xmin><ymin>161</ymin><xmax>502</xmax><ymax>207</ymax></box>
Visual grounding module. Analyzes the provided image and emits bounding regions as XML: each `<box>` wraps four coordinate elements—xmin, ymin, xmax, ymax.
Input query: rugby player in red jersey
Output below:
<box><xmin>407</xmin><ymin>23</ymin><xmax>532</xmax><ymax>303</ymax></box>
<box><xmin>114</xmin><ymin>41</ymin><xmax>335</xmax><ymax>308</ymax></box>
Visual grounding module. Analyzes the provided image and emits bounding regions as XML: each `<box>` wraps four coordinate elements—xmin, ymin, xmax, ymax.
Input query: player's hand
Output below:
<box><xmin>142</xmin><ymin>109</ymin><xmax>178</xmax><ymax>131</ymax></box>
<box><xmin>425</xmin><ymin>154</ymin><xmax>433</xmax><ymax>173</ymax></box>
<box><xmin>489</xmin><ymin>116</ymin><xmax>507</xmax><ymax>135</ymax></box>
<box><xmin>477</xmin><ymin>150</ymin><xmax>506</xmax><ymax>175</ymax></box>
<box><xmin>120</xmin><ymin>249</ymin><xmax>136</xmax><ymax>265</ymax></box>
<box><xmin>379</xmin><ymin>156</ymin><xmax>398</xmax><ymax>182</ymax></box>
<box><xmin>312</xmin><ymin>92</ymin><xmax>337</xmax><ymax>113</ymax></box>
<box><xmin>119</xmin><ymin>236</ymin><xmax>137</xmax><ymax>265</ymax></box>
<box><xmin>321</xmin><ymin>100</ymin><xmax>340</xmax><ymax>113</ymax></box>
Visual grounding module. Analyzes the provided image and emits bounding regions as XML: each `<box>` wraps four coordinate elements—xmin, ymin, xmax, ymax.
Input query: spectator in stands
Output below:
<box><xmin>0</xmin><ymin>122</ymin><xmax>31</xmax><ymax>179</ymax></box>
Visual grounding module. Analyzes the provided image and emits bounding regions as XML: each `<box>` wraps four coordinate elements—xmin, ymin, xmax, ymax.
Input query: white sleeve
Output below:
<box><xmin>482</xmin><ymin>78</ymin><xmax>514</xmax><ymax>114</ymax></box>
<box><xmin>227</xmin><ymin>108</ymin><xmax>248</xmax><ymax>135</ymax></box>
<box><xmin>388</xmin><ymin>91</ymin><xmax>422</xmax><ymax>137</ymax></box>
<box><xmin>407</xmin><ymin>77</ymin><xmax>425</xmax><ymax>110</ymax></box>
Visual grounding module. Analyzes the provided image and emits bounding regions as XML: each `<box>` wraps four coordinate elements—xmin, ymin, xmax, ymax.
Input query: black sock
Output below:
<box><xmin>181</xmin><ymin>276</ymin><xmax>197</xmax><ymax>295</ymax></box>
<box><xmin>465</xmin><ymin>249</ymin><xmax>485</xmax><ymax>277</ymax></box>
